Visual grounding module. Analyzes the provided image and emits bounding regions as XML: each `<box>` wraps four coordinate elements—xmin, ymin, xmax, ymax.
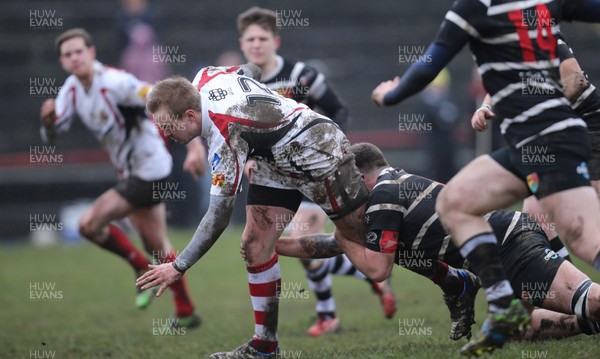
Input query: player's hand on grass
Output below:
<box><xmin>371</xmin><ymin>76</ymin><xmax>400</xmax><ymax>107</ymax></box>
<box><xmin>40</xmin><ymin>99</ymin><xmax>57</xmax><ymax>128</ymax></box>
<box><xmin>471</xmin><ymin>105</ymin><xmax>496</xmax><ymax>132</ymax></box>
<box><xmin>136</xmin><ymin>263</ymin><xmax>183</xmax><ymax>297</ymax></box>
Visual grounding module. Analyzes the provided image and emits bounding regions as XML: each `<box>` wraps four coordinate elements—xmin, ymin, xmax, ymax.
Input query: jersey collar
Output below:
<box><xmin>260</xmin><ymin>55</ymin><xmax>284</xmax><ymax>83</ymax></box>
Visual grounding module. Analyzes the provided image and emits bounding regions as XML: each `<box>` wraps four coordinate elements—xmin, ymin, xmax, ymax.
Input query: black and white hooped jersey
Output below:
<box><xmin>434</xmin><ymin>0</ymin><xmax>586</xmax><ymax>148</ymax></box>
<box><xmin>259</xmin><ymin>55</ymin><xmax>349</xmax><ymax>131</ymax></box>
<box><xmin>364</xmin><ymin>168</ymin><xmax>542</xmax><ymax>266</ymax></box>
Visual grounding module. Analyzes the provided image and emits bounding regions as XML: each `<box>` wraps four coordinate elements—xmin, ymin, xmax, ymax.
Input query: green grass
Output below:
<box><xmin>1</xmin><ymin>227</ymin><xmax>600</xmax><ymax>359</ymax></box>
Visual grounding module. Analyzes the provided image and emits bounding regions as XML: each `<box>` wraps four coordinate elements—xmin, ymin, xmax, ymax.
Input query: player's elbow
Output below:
<box><xmin>367</xmin><ymin>264</ymin><xmax>393</xmax><ymax>282</ymax></box>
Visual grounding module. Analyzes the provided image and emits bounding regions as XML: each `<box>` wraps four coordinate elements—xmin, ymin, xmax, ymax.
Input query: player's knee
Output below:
<box><xmin>436</xmin><ymin>187</ymin><xmax>462</xmax><ymax>222</ymax></box>
<box><xmin>78</xmin><ymin>217</ymin><xmax>97</xmax><ymax>240</ymax></box>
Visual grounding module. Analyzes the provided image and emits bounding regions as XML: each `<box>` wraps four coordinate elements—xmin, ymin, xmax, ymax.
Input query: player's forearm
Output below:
<box><xmin>276</xmin><ymin>233</ymin><xmax>342</xmax><ymax>258</ymax></box>
<box><xmin>383</xmin><ymin>43</ymin><xmax>455</xmax><ymax>106</ymax></box>
<box><xmin>172</xmin><ymin>195</ymin><xmax>236</xmax><ymax>272</ymax></box>
<box><xmin>334</xmin><ymin>230</ymin><xmax>392</xmax><ymax>282</ymax></box>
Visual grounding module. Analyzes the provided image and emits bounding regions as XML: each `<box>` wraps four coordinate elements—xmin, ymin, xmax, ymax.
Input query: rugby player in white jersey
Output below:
<box><xmin>40</xmin><ymin>28</ymin><xmax>203</xmax><ymax>328</ymax></box>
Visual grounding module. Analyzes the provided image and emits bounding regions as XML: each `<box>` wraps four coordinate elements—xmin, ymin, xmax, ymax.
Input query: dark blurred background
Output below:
<box><xmin>1</xmin><ymin>0</ymin><xmax>599</xmax><ymax>239</ymax></box>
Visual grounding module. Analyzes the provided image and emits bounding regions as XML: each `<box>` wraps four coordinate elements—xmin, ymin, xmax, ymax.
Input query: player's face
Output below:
<box><xmin>239</xmin><ymin>24</ymin><xmax>280</xmax><ymax>67</ymax></box>
<box><xmin>152</xmin><ymin>107</ymin><xmax>201</xmax><ymax>145</ymax></box>
<box><xmin>59</xmin><ymin>37</ymin><xmax>95</xmax><ymax>78</ymax></box>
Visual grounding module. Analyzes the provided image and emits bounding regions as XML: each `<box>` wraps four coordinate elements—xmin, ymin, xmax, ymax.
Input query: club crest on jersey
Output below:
<box><xmin>577</xmin><ymin>162</ymin><xmax>590</xmax><ymax>180</ymax></box>
<box><xmin>100</xmin><ymin>111</ymin><xmax>109</xmax><ymax>122</ymax></box>
<box><xmin>211</xmin><ymin>153</ymin><xmax>221</xmax><ymax>171</ymax></box>
<box><xmin>211</xmin><ymin>174</ymin><xmax>225</xmax><ymax>187</ymax></box>
<box><xmin>366</xmin><ymin>231</ymin><xmax>378</xmax><ymax>244</ymax></box>
<box><xmin>526</xmin><ymin>172</ymin><xmax>539</xmax><ymax>194</ymax></box>
<box><xmin>208</xmin><ymin>88</ymin><xmax>228</xmax><ymax>101</ymax></box>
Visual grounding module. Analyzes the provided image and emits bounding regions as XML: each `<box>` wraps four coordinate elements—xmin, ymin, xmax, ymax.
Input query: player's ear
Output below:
<box><xmin>274</xmin><ymin>35</ymin><xmax>281</xmax><ymax>50</ymax></box>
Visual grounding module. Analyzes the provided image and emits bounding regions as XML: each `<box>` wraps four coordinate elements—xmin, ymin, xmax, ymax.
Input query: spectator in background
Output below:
<box><xmin>115</xmin><ymin>0</ymin><xmax>160</xmax><ymax>53</ymax></box>
<box><xmin>119</xmin><ymin>22</ymin><xmax>167</xmax><ymax>84</ymax></box>
<box><xmin>417</xmin><ymin>68</ymin><xmax>459</xmax><ymax>183</ymax></box>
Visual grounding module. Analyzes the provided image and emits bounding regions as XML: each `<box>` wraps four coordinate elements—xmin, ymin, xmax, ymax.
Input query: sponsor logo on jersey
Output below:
<box><xmin>526</xmin><ymin>172</ymin><xmax>539</xmax><ymax>193</ymax></box>
<box><xmin>544</xmin><ymin>248</ymin><xmax>558</xmax><ymax>261</ymax></box>
<box><xmin>211</xmin><ymin>174</ymin><xmax>225</xmax><ymax>187</ymax></box>
<box><xmin>137</xmin><ymin>85</ymin><xmax>151</xmax><ymax>99</ymax></box>
<box><xmin>100</xmin><ymin>111</ymin><xmax>109</xmax><ymax>123</ymax></box>
<box><xmin>211</xmin><ymin>153</ymin><xmax>221</xmax><ymax>171</ymax></box>
<box><xmin>208</xmin><ymin>88</ymin><xmax>228</xmax><ymax>101</ymax></box>
<box><xmin>577</xmin><ymin>162</ymin><xmax>590</xmax><ymax>180</ymax></box>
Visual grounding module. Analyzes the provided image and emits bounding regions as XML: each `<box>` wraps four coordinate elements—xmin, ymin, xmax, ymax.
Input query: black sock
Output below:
<box><xmin>549</xmin><ymin>236</ymin><xmax>572</xmax><ymax>262</ymax></box>
<box><xmin>460</xmin><ymin>233</ymin><xmax>514</xmax><ymax>311</ymax></box>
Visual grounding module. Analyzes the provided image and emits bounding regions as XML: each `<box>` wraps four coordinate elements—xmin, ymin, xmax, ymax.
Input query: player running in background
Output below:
<box><xmin>39</xmin><ymin>28</ymin><xmax>203</xmax><ymax>328</ymax></box>
<box><xmin>236</xmin><ymin>6</ymin><xmax>396</xmax><ymax>336</ymax></box>
<box><xmin>371</xmin><ymin>0</ymin><xmax>600</xmax><ymax>355</ymax></box>
<box><xmin>136</xmin><ymin>65</ymin><xmax>370</xmax><ymax>359</ymax></box>
<box><xmin>277</xmin><ymin>142</ymin><xmax>600</xmax><ymax>342</ymax></box>
<box><xmin>473</xmin><ymin>31</ymin><xmax>600</xmax><ymax>263</ymax></box>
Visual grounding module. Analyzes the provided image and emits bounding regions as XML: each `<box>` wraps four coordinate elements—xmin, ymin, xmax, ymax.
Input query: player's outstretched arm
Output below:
<box><xmin>372</xmin><ymin>43</ymin><xmax>462</xmax><ymax>107</ymax></box>
<box><xmin>334</xmin><ymin>229</ymin><xmax>394</xmax><ymax>282</ymax></box>
<box><xmin>136</xmin><ymin>195</ymin><xmax>236</xmax><ymax>296</ymax></box>
<box><xmin>276</xmin><ymin>233</ymin><xmax>343</xmax><ymax>259</ymax></box>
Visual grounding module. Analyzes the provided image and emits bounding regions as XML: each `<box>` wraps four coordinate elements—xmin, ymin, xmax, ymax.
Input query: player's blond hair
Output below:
<box><xmin>237</xmin><ymin>6</ymin><xmax>279</xmax><ymax>35</ymax></box>
<box><xmin>146</xmin><ymin>76</ymin><xmax>201</xmax><ymax>119</ymax></box>
<box><xmin>350</xmin><ymin>143</ymin><xmax>389</xmax><ymax>174</ymax></box>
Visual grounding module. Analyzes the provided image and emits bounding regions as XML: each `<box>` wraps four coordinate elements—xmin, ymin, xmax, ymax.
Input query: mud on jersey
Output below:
<box><xmin>47</xmin><ymin>61</ymin><xmax>171</xmax><ymax>180</ymax></box>
<box><xmin>192</xmin><ymin>65</ymin><xmax>345</xmax><ymax>197</ymax></box>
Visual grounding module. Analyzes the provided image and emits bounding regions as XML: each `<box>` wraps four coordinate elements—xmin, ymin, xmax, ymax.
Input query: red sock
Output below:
<box><xmin>248</xmin><ymin>254</ymin><xmax>280</xmax><ymax>354</ymax></box>
<box><xmin>100</xmin><ymin>225</ymin><xmax>149</xmax><ymax>272</ymax></box>
<box><xmin>161</xmin><ymin>251</ymin><xmax>194</xmax><ymax>317</ymax></box>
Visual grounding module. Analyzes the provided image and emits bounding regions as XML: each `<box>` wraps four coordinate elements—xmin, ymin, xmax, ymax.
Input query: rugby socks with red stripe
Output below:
<box><xmin>248</xmin><ymin>254</ymin><xmax>280</xmax><ymax>354</ymax></box>
<box><xmin>160</xmin><ymin>251</ymin><xmax>194</xmax><ymax>317</ymax></box>
<box><xmin>429</xmin><ymin>261</ymin><xmax>464</xmax><ymax>296</ymax></box>
<box><xmin>459</xmin><ymin>233</ymin><xmax>514</xmax><ymax>313</ymax></box>
<box><xmin>100</xmin><ymin>224</ymin><xmax>149</xmax><ymax>272</ymax></box>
